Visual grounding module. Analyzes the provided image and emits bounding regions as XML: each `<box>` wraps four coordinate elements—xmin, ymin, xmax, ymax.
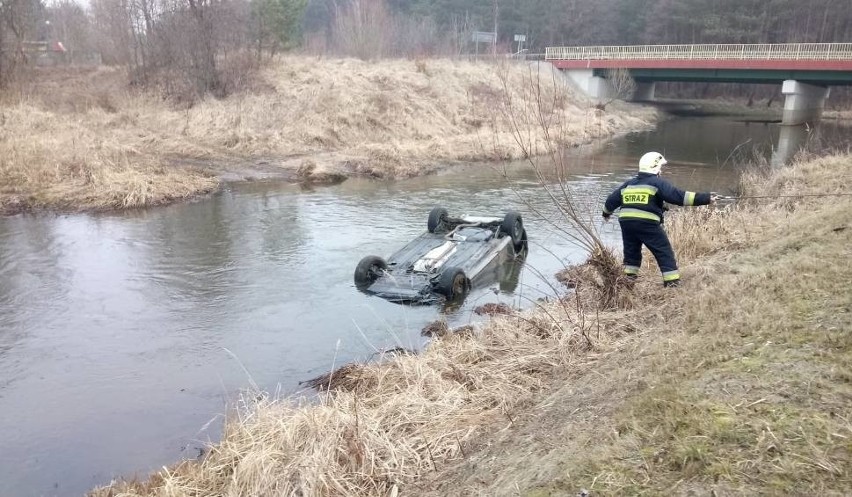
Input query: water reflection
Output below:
<box><xmin>772</xmin><ymin>125</ymin><xmax>810</xmax><ymax>167</ymax></box>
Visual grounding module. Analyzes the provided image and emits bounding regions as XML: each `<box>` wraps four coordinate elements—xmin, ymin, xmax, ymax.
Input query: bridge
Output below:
<box><xmin>544</xmin><ymin>43</ymin><xmax>852</xmax><ymax>124</ymax></box>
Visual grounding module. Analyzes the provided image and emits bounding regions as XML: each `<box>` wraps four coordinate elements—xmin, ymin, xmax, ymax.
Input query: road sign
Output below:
<box><xmin>514</xmin><ymin>34</ymin><xmax>526</xmax><ymax>42</ymax></box>
<box><xmin>472</xmin><ymin>31</ymin><xmax>497</xmax><ymax>44</ymax></box>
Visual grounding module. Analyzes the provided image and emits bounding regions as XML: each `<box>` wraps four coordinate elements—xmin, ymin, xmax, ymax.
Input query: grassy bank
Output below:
<box><xmin>90</xmin><ymin>154</ymin><xmax>850</xmax><ymax>496</ymax></box>
<box><xmin>0</xmin><ymin>58</ymin><xmax>654</xmax><ymax>215</ymax></box>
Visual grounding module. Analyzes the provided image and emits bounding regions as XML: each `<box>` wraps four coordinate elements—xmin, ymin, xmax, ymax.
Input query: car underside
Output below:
<box><xmin>354</xmin><ymin>207</ymin><xmax>528</xmax><ymax>304</ymax></box>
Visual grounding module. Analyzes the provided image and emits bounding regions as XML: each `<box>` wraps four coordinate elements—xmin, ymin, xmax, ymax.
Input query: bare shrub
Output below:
<box><xmin>331</xmin><ymin>0</ymin><xmax>391</xmax><ymax>60</ymax></box>
<box><xmin>496</xmin><ymin>62</ymin><xmax>630</xmax><ymax>308</ymax></box>
<box><xmin>0</xmin><ymin>0</ymin><xmax>42</xmax><ymax>87</ymax></box>
<box><xmin>88</xmin><ymin>0</ymin><xmax>286</xmax><ymax>102</ymax></box>
<box><xmin>599</xmin><ymin>68</ymin><xmax>636</xmax><ymax>108</ymax></box>
<box><xmin>46</xmin><ymin>0</ymin><xmax>99</xmax><ymax>65</ymax></box>
<box><xmin>324</xmin><ymin>0</ymin><xmax>477</xmax><ymax>59</ymax></box>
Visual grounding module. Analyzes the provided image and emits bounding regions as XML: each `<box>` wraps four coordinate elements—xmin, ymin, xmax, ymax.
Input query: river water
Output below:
<box><xmin>0</xmin><ymin>117</ymin><xmax>848</xmax><ymax>496</ymax></box>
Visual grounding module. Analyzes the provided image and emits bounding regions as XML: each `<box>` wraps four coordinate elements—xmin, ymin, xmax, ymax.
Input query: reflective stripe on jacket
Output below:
<box><xmin>603</xmin><ymin>173</ymin><xmax>711</xmax><ymax>223</ymax></box>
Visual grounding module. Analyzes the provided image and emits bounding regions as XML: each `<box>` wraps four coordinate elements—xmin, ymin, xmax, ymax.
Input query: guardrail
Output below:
<box><xmin>545</xmin><ymin>43</ymin><xmax>852</xmax><ymax>61</ymax></box>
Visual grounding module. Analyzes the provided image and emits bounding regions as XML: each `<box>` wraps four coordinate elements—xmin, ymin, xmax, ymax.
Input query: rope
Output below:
<box><xmin>720</xmin><ymin>193</ymin><xmax>852</xmax><ymax>200</ymax></box>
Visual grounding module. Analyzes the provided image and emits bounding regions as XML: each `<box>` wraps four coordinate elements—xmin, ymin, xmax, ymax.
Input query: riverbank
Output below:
<box><xmin>89</xmin><ymin>153</ymin><xmax>851</xmax><ymax>495</ymax></box>
<box><xmin>0</xmin><ymin>58</ymin><xmax>655</xmax><ymax>215</ymax></box>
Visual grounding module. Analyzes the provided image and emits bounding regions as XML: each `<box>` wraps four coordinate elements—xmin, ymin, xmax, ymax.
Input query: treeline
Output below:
<box><xmin>304</xmin><ymin>0</ymin><xmax>852</xmax><ymax>55</ymax></box>
<box><xmin>1</xmin><ymin>0</ymin><xmax>851</xmax><ymax>100</ymax></box>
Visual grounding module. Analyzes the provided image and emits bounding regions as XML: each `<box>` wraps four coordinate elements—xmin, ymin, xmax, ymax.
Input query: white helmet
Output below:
<box><xmin>638</xmin><ymin>151</ymin><xmax>667</xmax><ymax>175</ymax></box>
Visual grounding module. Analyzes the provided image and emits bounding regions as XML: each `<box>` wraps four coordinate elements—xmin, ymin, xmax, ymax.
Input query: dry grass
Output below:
<box><xmin>522</xmin><ymin>156</ymin><xmax>852</xmax><ymax>496</ymax></box>
<box><xmin>0</xmin><ymin>104</ymin><xmax>218</xmax><ymax>213</ymax></box>
<box><xmin>1</xmin><ymin>59</ymin><xmax>654</xmax><ymax>214</ymax></box>
<box><xmin>416</xmin><ymin>153</ymin><xmax>851</xmax><ymax>496</ymax></box>
<box><xmin>90</xmin><ymin>154</ymin><xmax>850</xmax><ymax>496</ymax></box>
<box><xmin>91</xmin><ymin>305</ymin><xmax>602</xmax><ymax>497</ymax></box>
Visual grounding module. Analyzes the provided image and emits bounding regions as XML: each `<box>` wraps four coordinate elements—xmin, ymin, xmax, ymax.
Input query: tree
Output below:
<box><xmin>46</xmin><ymin>0</ymin><xmax>95</xmax><ymax>64</ymax></box>
<box><xmin>253</xmin><ymin>0</ymin><xmax>307</xmax><ymax>58</ymax></box>
<box><xmin>0</xmin><ymin>0</ymin><xmax>44</xmax><ymax>86</ymax></box>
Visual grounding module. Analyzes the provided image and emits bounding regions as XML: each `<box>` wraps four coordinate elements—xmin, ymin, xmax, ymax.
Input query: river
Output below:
<box><xmin>0</xmin><ymin>116</ymin><xmax>848</xmax><ymax>497</ymax></box>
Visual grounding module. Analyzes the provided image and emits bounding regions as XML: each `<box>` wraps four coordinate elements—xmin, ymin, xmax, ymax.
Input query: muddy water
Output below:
<box><xmin>0</xmin><ymin>117</ymin><xmax>848</xmax><ymax>496</ymax></box>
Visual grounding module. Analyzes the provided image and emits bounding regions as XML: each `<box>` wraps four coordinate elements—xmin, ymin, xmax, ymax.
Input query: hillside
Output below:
<box><xmin>0</xmin><ymin>57</ymin><xmax>654</xmax><ymax>214</ymax></box>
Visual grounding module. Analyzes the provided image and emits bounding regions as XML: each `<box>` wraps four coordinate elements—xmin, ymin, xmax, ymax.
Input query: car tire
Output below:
<box><xmin>514</xmin><ymin>228</ymin><xmax>528</xmax><ymax>254</ymax></box>
<box><xmin>501</xmin><ymin>211</ymin><xmax>524</xmax><ymax>246</ymax></box>
<box><xmin>428</xmin><ymin>207</ymin><xmax>448</xmax><ymax>233</ymax></box>
<box><xmin>436</xmin><ymin>267</ymin><xmax>469</xmax><ymax>300</ymax></box>
<box><xmin>354</xmin><ymin>255</ymin><xmax>387</xmax><ymax>288</ymax></box>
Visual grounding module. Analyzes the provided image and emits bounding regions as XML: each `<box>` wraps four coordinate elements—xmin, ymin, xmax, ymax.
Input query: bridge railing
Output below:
<box><xmin>545</xmin><ymin>43</ymin><xmax>852</xmax><ymax>61</ymax></box>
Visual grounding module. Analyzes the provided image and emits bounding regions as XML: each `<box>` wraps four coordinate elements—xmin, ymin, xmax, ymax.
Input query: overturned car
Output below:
<box><xmin>354</xmin><ymin>207</ymin><xmax>528</xmax><ymax>304</ymax></box>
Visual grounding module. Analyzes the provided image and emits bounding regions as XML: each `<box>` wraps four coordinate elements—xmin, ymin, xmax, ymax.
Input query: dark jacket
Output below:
<box><xmin>603</xmin><ymin>173</ymin><xmax>711</xmax><ymax>223</ymax></box>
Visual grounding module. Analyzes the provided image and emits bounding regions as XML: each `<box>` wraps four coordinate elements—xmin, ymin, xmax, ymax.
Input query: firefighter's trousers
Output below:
<box><xmin>619</xmin><ymin>219</ymin><xmax>680</xmax><ymax>283</ymax></box>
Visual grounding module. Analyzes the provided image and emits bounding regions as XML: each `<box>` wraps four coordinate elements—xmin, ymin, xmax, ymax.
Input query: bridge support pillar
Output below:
<box><xmin>562</xmin><ymin>69</ymin><xmax>615</xmax><ymax>99</ymax></box>
<box><xmin>631</xmin><ymin>82</ymin><xmax>655</xmax><ymax>101</ymax></box>
<box><xmin>782</xmin><ymin>80</ymin><xmax>830</xmax><ymax>125</ymax></box>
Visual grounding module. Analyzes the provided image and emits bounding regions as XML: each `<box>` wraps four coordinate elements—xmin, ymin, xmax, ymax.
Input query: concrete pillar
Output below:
<box><xmin>561</xmin><ymin>69</ymin><xmax>615</xmax><ymax>100</ymax></box>
<box><xmin>631</xmin><ymin>82</ymin><xmax>656</xmax><ymax>101</ymax></box>
<box><xmin>781</xmin><ymin>80</ymin><xmax>830</xmax><ymax>125</ymax></box>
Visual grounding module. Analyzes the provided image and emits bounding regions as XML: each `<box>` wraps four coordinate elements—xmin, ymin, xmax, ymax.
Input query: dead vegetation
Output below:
<box><xmin>413</xmin><ymin>153</ymin><xmax>852</xmax><ymax>496</ymax></box>
<box><xmin>473</xmin><ymin>303</ymin><xmax>513</xmax><ymax>316</ymax></box>
<box><xmin>495</xmin><ymin>62</ymin><xmax>647</xmax><ymax>310</ymax></box>
<box><xmin>0</xmin><ymin>58</ymin><xmax>654</xmax><ymax>215</ymax></box>
<box><xmin>91</xmin><ymin>305</ymin><xmax>601</xmax><ymax>497</ymax></box>
<box><xmin>90</xmin><ymin>153</ymin><xmax>851</xmax><ymax>496</ymax></box>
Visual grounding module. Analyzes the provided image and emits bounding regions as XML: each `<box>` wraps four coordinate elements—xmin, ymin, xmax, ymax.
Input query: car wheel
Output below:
<box><xmin>436</xmin><ymin>267</ymin><xmax>469</xmax><ymax>300</ymax></box>
<box><xmin>354</xmin><ymin>255</ymin><xmax>387</xmax><ymax>288</ymax></box>
<box><xmin>514</xmin><ymin>228</ymin><xmax>528</xmax><ymax>254</ymax></box>
<box><xmin>501</xmin><ymin>211</ymin><xmax>524</xmax><ymax>246</ymax></box>
<box><xmin>428</xmin><ymin>207</ymin><xmax>448</xmax><ymax>233</ymax></box>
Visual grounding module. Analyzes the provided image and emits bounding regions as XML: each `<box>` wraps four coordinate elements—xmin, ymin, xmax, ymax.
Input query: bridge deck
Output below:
<box><xmin>546</xmin><ymin>43</ymin><xmax>852</xmax><ymax>71</ymax></box>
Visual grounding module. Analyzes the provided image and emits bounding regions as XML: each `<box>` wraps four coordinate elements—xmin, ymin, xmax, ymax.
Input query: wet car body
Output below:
<box><xmin>354</xmin><ymin>208</ymin><xmax>528</xmax><ymax>304</ymax></box>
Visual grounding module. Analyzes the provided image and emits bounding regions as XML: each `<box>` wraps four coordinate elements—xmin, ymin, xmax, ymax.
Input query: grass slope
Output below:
<box><xmin>0</xmin><ymin>59</ymin><xmax>653</xmax><ymax>215</ymax></box>
<box><xmin>417</xmin><ymin>155</ymin><xmax>852</xmax><ymax>496</ymax></box>
<box><xmin>531</xmin><ymin>200</ymin><xmax>851</xmax><ymax>496</ymax></box>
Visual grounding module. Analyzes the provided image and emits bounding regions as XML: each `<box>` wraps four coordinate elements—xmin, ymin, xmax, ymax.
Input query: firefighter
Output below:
<box><xmin>602</xmin><ymin>152</ymin><xmax>718</xmax><ymax>287</ymax></box>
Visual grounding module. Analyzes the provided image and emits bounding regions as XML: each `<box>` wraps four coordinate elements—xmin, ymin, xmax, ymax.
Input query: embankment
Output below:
<box><xmin>0</xmin><ymin>58</ymin><xmax>654</xmax><ymax>215</ymax></box>
<box><xmin>90</xmin><ymin>154</ymin><xmax>851</xmax><ymax>496</ymax></box>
